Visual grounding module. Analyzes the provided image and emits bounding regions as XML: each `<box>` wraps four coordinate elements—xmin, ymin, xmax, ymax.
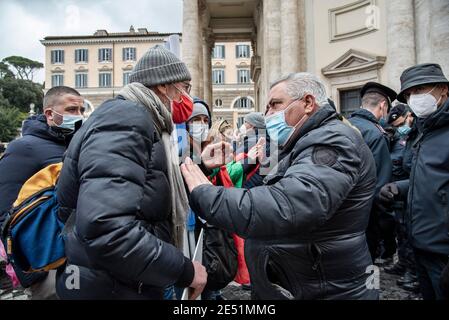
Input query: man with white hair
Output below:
<box><xmin>181</xmin><ymin>73</ymin><xmax>378</xmax><ymax>300</ymax></box>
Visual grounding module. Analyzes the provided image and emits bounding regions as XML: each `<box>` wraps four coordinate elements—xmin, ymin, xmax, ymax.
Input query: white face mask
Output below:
<box><xmin>189</xmin><ymin>123</ymin><xmax>209</xmax><ymax>142</ymax></box>
<box><xmin>409</xmin><ymin>86</ymin><xmax>441</xmax><ymax>118</ymax></box>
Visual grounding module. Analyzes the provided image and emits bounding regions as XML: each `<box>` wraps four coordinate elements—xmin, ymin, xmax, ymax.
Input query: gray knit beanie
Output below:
<box><xmin>129</xmin><ymin>44</ymin><xmax>191</xmax><ymax>87</ymax></box>
<box><xmin>187</xmin><ymin>102</ymin><xmax>210</xmax><ymax>122</ymax></box>
<box><xmin>244</xmin><ymin>112</ymin><xmax>266</xmax><ymax>129</ymax></box>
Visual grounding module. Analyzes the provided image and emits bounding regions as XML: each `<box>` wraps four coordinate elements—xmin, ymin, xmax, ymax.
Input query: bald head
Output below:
<box><xmin>43</xmin><ymin>86</ymin><xmax>82</xmax><ymax>110</ymax></box>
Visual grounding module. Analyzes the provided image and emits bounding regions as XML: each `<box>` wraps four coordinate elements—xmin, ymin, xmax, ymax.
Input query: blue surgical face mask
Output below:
<box><xmin>379</xmin><ymin>118</ymin><xmax>388</xmax><ymax>128</ymax></box>
<box><xmin>265</xmin><ymin>99</ymin><xmax>300</xmax><ymax>146</ymax></box>
<box><xmin>379</xmin><ymin>102</ymin><xmax>389</xmax><ymax>128</ymax></box>
<box><xmin>397</xmin><ymin>125</ymin><xmax>411</xmax><ymax>137</ymax></box>
<box><xmin>53</xmin><ymin>111</ymin><xmax>84</xmax><ymax>132</ymax></box>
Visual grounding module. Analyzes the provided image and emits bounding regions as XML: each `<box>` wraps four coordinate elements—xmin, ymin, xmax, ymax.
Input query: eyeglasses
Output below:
<box><xmin>175</xmin><ymin>82</ymin><xmax>192</xmax><ymax>95</ymax></box>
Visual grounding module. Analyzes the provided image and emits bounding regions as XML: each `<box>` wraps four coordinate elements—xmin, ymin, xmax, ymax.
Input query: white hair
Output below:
<box><xmin>271</xmin><ymin>72</ymin><xmax>328</xmax><ymax>106</ymax></box>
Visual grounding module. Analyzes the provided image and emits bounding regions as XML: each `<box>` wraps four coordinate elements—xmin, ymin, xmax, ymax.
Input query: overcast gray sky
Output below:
<box><xmin>0</xmin><ymin>0</ymin><xmax>183</xmax><ymax>83</ymax></box>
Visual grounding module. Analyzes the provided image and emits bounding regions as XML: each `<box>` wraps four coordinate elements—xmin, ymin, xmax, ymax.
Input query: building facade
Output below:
<box><xmin>211</xmin><ymin>41</ymin><xmax>255</xmax><ymax>127</ymax></box>
<box><xmin>182</xmin><ymin>0</ymin><xmax>449</xmax><ymax>116</ymax></box>
<box><xmin>41</xmin><ymin>28</ymin><xmax>256</xmax><ymax>127</ymax></box>
<box><xmin>41</xmin><ymin>27</ymin><xmax>175</xmax><ymax>110</ymax></box>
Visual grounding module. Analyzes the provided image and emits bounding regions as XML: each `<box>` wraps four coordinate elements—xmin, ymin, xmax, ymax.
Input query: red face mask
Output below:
<box><xmin>171</xmin><ymin>90</ymin><xmax>194</xmax><ymax>124</ymax></box>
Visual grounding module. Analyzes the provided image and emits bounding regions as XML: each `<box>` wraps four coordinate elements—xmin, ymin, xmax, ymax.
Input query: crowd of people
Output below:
<box><xmin>0</xmin><ymin>44</ymin><xmax>448</xmax><ymax>300</ymax></box>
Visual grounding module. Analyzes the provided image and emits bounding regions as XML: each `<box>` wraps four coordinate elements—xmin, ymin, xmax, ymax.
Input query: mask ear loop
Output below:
<box><xmin>163</xmin><ymin>84</ymin><xmax>180</xmax><ymax>106</ymax></box>
<box><xmin>432</xmin><ymin>86</ymin><xmax>445</xmax><ymax>107</ymax></box>
<box><xmin>279</xmin><ymin>98</ymin><xmax>309</xmax><ymax>148</ymax></box>
<box><xmin>50</xmin><ymin>109</ymin><xmax>64</xmax><ymax>126</ymax></box>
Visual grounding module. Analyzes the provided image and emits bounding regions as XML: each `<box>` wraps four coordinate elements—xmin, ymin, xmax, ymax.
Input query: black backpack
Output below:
<box><xmin>202</xmin><ymin>224</ymin><xmax>238</xmax><ymax>291</ymax></box>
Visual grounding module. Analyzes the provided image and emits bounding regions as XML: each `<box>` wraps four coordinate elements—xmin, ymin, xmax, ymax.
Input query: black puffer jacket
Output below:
<box><xmin>56</xmin><ymin>96</ymin><xmax>193</xmax><ymax>299</ymax></box>
<box><xmin>190</xmin><ymin>104</ymin><xmax>378</xmax><ymax>300</ymax></box>
<box><xmin>396</xmin><ymin>99</ymin><xmax>449</xmax><ymax>256</ymax></box>
<box><xmin>0</xmin><ymin>114</ymin><xmax>65</xmax><ymax>287</ymax></box>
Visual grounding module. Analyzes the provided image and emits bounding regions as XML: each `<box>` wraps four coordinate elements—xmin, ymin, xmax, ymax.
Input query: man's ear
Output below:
<box><xmin>440</xmin><ymin>84</ymin><xmax>449</xmax><ymax>96</ymax></box>
<box><xmin>156</xmin><ymin>84</ymin><xmax>168</xmax><ymax>96</ymax></box>
<box><xmin>304</xmin><ymin>94</ymin><xmax>317</xmax><ymax>114</ymax></box>
<box><xmin>379</xmin><ymin>100</ymin><xmax>387</xmax><ymax>112</ymax></box>
<box><xmin>44</xmin><ymin>108</ymin><xmax>52</xmax><ymax>120</ymax></box>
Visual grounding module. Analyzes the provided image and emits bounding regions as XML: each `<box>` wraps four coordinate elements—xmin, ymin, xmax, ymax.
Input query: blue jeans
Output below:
<box><xmin>413</xmin><ymin>248</ymin><xmax>448</xmax><ymax>300</ymax></box>
<box><xmin>163</xmin><ymin>285</ymin><xmax>174</xmax><ymax>300</ymax></box>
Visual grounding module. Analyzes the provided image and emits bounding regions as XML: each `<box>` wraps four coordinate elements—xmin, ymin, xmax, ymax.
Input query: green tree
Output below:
<box><xmin>2</xmin><ymin>56</ymin><xmax>43</xmax><ymax>82</ymax></box>
<box><xmin>0</xmin><ymin>91</ymin><xmax>10</xmax><ymax>107</ymax></box>
<box><xmin>0</xmin><ymin>62</ymin><xmax>14</xmax><ymax>79</ymax></box>
<box><xmin>0</xmin><ymin>106</ymin><xmax>26</xmax><ymax>142</ymax></box>
<box><xmin>0</xmin><ymin>78</ymin><xmax>43</xmax><ymax>113</ymax></box>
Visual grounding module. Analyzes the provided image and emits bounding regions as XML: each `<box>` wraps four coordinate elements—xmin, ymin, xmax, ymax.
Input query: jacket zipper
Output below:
<box><xmin>11</xmin><ymin>187</ymin><xmax>54</xmax><ymax>215</ymax></box>
<box><xmin>311</xmin><ymin>243</ymin><xmax>325</xmax><ymax>298</ymax></box>
<box><xmin>440</xmin><ymin>191</ymin><xmax>449</xmax><ymax>229</ymax></box>
<box><xmin>408</xmin><ymin>133</ymin><xmax>424</xmax><ymax>239</ymax></box>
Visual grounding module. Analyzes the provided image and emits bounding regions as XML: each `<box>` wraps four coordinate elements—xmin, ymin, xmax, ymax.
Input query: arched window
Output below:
<box><xmin>234</xmin><ymin>97</ymin><xmax>254</xmax><ymax>109</ymax></box>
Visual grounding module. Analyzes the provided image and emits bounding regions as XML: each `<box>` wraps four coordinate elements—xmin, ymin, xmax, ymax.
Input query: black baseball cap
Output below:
<box><xmin>361</xmin><ymin>82</ymin><xmax>397</xmax><ymax>111</ymax></box>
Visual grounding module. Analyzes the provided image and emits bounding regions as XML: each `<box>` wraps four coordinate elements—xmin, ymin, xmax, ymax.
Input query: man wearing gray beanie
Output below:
<box><xmin>55</xmin><ymin>44</ymin><xmax>207</xmax><ymax>300</ymax></box>
<box><xmin>237</xmin><ymin>112</ymin><xmax>266</xmax><ymax>155</ymax></box>
<box><xmin>244</xmin><ymin>112</ymin><xmax>266</xmax><ymax>130</ymax></box>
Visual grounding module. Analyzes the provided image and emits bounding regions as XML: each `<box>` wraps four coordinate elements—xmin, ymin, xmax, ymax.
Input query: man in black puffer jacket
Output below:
<box><xmin>55</xmin><ymin>45</ymin><xmax>207</xmax><ymax>300</ymax></box>
<box><xmin>0</xmin><ymin>86</ymin><xmax>84</xmax><ymax>299</ymax></box>
<box><xmin>182</xmin><ymin>73</ymin><xmax>378</xmax><ymax>300</ymax></box>
<box><xmin>380</xmin><ymin>64</ymin><xmax>449</xmax><ymax>300</ymax></box>
<box><xmin>0</xmin><ymin>115</ymin><xmax>65</xmax><ymax>223</ymax></box>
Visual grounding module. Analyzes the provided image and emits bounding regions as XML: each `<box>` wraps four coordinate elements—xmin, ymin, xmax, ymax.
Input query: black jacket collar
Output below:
<box><xmin>349</xmin><ymin>108</ymin><xmax>379</xmax><ymax>125</ymax></box>
<box><xmin>22</xmin><ymin>114</ymin><xmax>66</xmax><ymax>144</ymax></box>
<box><xmin>281</xmin><ymin>104</ymin><xmax>339</xmax><ymax>156</ymax></box>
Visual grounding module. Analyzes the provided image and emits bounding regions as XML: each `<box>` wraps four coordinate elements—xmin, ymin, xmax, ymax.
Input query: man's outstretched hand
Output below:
<box><xmin>181</xmin><ymin>157</ymin><xmax>213</xmax><ymax>192</ymax></box>
<box><xmin>201</xmin><ymin>141</ymin><xmax>234</xmax><ymax>170</ymax></box>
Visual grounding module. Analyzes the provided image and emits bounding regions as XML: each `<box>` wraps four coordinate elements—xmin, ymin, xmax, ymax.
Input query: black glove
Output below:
<box><xmin>378</xmin><ymin>183</ymin><xmax>399</xmax><ymax>205</ymax></box>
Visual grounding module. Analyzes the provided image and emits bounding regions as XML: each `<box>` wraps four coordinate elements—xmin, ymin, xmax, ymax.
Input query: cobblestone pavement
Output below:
<box><xmin>1</xmin><ymin>261</ymin><xmax>421</xmax><ymax>301</ymax></box>
<box><xmin>222</xmin><ymin>260</ymin><xmax>422</xmax><ymax>300</ymax></box>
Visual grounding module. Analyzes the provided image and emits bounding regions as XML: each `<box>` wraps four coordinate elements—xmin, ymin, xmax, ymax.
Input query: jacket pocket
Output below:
<box><xmin>264</xmin><ymin>253</ymin><xmax>297</xmax><ymax>300</ymax></box>
<box><xmin>439</xmin><ymin>190</ymin><xmax>449</xmax><ymax>229</ymax></box>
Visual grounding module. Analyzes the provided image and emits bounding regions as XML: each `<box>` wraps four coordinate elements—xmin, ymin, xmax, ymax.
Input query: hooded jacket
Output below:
<box><xmin>0</xmin><ymin>115</ymin><xmax>66</xmax><ymax>225</ymax></box>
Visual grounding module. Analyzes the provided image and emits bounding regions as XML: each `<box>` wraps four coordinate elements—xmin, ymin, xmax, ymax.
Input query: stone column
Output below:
<box><xmin>198</xmin><ymin>32</ymin><xmax>204</xmax><ymax>100</ymax></box>
<box><xmin>182</xmin><ymin>0</ymin><xmax>200</xmax><ymax>97</ymax></box>
<box><xmin>297</xmin><ymin>0</ymin><xmax>307</xmax><ymax>71</ymax></box>
<box><xmin>262</xmin><ymin>0</ymin><xmax>281</xmax><ymax>99</ymax></box>
<box><xmin>386</xmin><ymin>0</ymin><xmax>416</xmax><ymax>91</ymax></box>
<box><xmin>253</xmin><ymin>1</ymin><xmax>264</xmax><ymax>111</ymax></box>
<box><xmin>429</xmin><ymin>0</ymin><xmax>449</xmax><ymax>75</ymax></box>
<box><xmin>414</xmin><ymin>0</ymin><xmax>431</xmax><ymax>64</ymax></box>
<box><xmin>203</xmin><ymin>29</ymin><xmax>214</xmax><ymax>106</ymax></box>
<box><xmin>281</xmin><ymin>0</ymin><xmax>300</xmax><ymax>75</ymax></box>
<box><xmin>414</xmin><ymin>0</ymin><xmax>449</xmax><ymax>75</ymax></box>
